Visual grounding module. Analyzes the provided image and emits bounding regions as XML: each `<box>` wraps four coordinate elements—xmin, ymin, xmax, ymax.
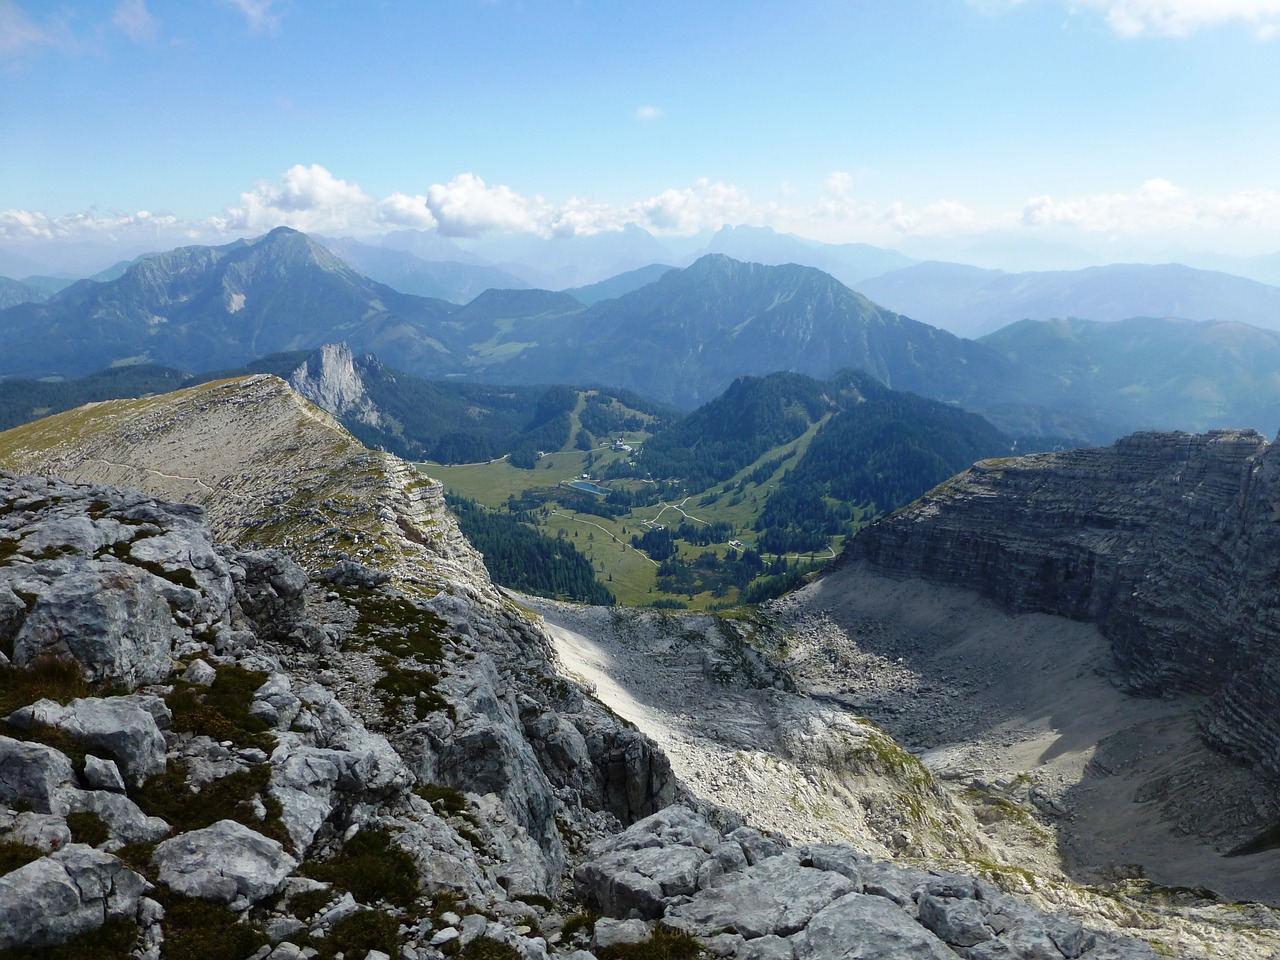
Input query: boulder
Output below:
<box><xmin>82</xmin><ymin>755</ymin><xmax>127</xmax><ymax>793</ymax></box>
<box><xmin>0</xmin><ymin>735</ymin><xmax>75</xmax><ymax>813</ymax></box>
<box><xmin>7</xmin><ymin>812</ymin><xmax>71</xmax><ymax>853</ymax></box>
<box><xmin>322</xmin><ymin>559</ymin><xmax>390</xmax><ymax>589</ymax></box>
<box><xmin>58</xmin><ymin>789</ymin><xmax>170</xmax><ymax>847</ymax></box>
<box><xmin>0</xmin><ymin>844</ymin><xmax>148</xmax><ymax>951</ymax></box>
<box><xmin>153</xmin><ymin>819</ymin><xmax>297</xmax><ymax>908</ymax></box>
<box><xmin>11</xmin><ymin>563</ymin><xmax>178</xmax><ymax>688</ymax></box>
<box><xmin>791</xmin><ymin>892</ymin><xmax>958</xmax><ymax>960</ymax></box>
<box><xmin>232</xmin><ymin>549</ymin><xmax>308</xmax><ymax>641</ymax></box>
<box><xmin>665</xmin><ymin>855</ymin><xmax>857</xmax><ymax>939</ymax></box>
<box><xmin>7</xmin><ymin>695</ymin><xmax>168</xmax><ymax>787</ymax></box>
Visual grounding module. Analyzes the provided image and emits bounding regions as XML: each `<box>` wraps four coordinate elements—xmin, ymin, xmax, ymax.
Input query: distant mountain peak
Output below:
<box><xmin>287</xmin><ymin>342</ymin><xmax>382</xmax><ymax>428</ymax></box>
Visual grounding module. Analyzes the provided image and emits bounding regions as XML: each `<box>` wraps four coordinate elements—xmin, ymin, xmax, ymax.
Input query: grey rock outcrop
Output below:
<box><xmin>153</xmin><ymin>819</ymin><xmax>298</xmax><ymax>908</ymax></box>
<box><xmin>0</xmin><ymin>845</ymin><xmax>149</xmax><ymax>951</ymax></box>
<box><xmin>0</xmin><ymin>735</ymin><xmax>76</xmax><ymax>812</ymax></box>
<box><xmin>7</xmin><ymin>694</ymin><xmax>168</xmax><ymax>787</ymax></box>
<box><xmin>288</xmin><ymin>342</ymin><xmax>382</xmax><ymax>429</ymax></box>
<box><xmin>852</xmin><ymin>429</ymin><xmax>1280</xmax><ymax>783</ymax></box>
<box><xmin>575</xmin><ymin>805</ymin><xmax>1156</xmax><ymax>960</ymax></box>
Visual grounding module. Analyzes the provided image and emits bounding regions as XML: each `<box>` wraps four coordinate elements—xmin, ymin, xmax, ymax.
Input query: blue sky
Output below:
<box><xmin>4</xmin><ymin>0</ymin><xmax>1280</xmax><ymax>268</ymax></box>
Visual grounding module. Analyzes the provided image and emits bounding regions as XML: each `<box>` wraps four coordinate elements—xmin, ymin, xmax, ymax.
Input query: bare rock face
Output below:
<box><xmin>575</xmin><ymin>805</ymin><xmax>1156</xmax><ymax>960</ymax></box>
<box><xmin>288</xmin><ymin>342</ymin><xmax>382</xmax><ymax>428</ymax></box>
<box><xmin>153</xmin><ymin>819</ymin><xmax>298</xmax><ymax>908</ymax></box>
<box><xmin>7</xmin><ymin>695</ymin><xmax>169</xmax><ymax>787</ymax></box>
<box><xmin>851</xmin><ymin>429</ymin><xmax>1280</xmax><ymax>782</ymax></box>
<box><xmin>0</xmin><ymin>844</ymin><xmax>149</xmax><ymax>951</ymax></box>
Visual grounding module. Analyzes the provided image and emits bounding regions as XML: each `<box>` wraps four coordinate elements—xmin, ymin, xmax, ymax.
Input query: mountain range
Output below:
<box><xmin>9</xmin><ymin>226</ymin><xmax>1280</xmax><ymax>443</ymax></box>
<box><xmin>856</xmin><ymin>260</ymin><xmax>1280</xmax><ymax>338</ymax></box>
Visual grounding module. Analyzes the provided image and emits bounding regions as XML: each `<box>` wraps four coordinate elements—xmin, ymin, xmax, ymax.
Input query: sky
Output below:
<box><xmin>4</xmin><ymin>0</ymin><xmax>1280</xmax><ymax>272</ymax></box>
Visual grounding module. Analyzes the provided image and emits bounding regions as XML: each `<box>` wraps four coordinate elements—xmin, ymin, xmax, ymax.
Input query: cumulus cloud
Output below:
<box><xmin>631</xmin><ymin>178</ymin><xmax>757</xmax><ymax>234</ymax></box>
<box><xmin>226</xmin><ymin>164</ymin><xmax>378</xmax><ymax>232</ymax></box>
<box><xmin>112</xmin><ymin>0</ymin><xmax>158</xmax><ymax>43</ymax></box>
<box><xmin>1021</xmin><ymin>178</ymin><xmax>1280</xmax><ymax>232</ymax></box>
<box><xmin>1070</xmin><ymin>0</ymin><xmax>1280</xmax><ymax>37</ymax></box>
<box><xmin>636</xmin><ymin>105</ymin><xmax>664</xmax><ymax>120</ymax></box>
<box><xmin>222</xmin><ymin>0</ymin><xmax>279</xmax><ymax>33</ymax></box>
<box><xmin>376</xmin><ymin>193</ymin><xmax>437</xmax><ymax>230</ymax></box>
<box><xmin>0</xmin><ymin>207</ymin><xmax>185</xmax><ymax>243</ymax></box>
<box><xmin>425</xmin><ymin>173</ymin><xmax>561</xmax><ymax>237</ymax></box>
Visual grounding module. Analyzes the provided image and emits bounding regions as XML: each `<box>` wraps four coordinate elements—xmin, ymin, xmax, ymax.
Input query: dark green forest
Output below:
<box><xmin>445</xmin><ymin>493</ymin><xmax>615</xmax><ymax>604</ymax></box>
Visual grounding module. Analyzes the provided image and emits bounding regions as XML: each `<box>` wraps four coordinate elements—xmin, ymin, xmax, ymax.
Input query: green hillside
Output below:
<box><xmin>426</xmin><ymin>370</ymin><xmax>1012</xmax><ymax>610</ymax></box>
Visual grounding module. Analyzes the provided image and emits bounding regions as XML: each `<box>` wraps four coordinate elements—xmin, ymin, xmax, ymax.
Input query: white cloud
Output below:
<box><xmin>824</xmin><ymin>171</ymin><xmax>854</xmax><ymax>197</ymax></box>
<box><xmin>112</xmin><ymin>0</ymin><xmax>158</xmax><ymax>43</ymax></box>
<box><xmin>221</xmin><ymin>0</ymin><xmax>279</xmax><ymax>33</ymax></box>
<box><xmin>632</xmin><ymin>178</ymin><xmax>758</xmax><ymax>234</ymax></box>
<box><xmin>1070</xmin><ymin>0</ymin><xmax>1280</xmax><ymax>37</ymax></box>
<box><xmin>376</xmin><ymin>193</ymin><xmax>437</xmax><ymax>230</ymax></box>
<box><xmin>0</xmin><ymin>1</ymin><xmax>75</xmax><ymax>58</ymax></box>
<box><xmin>425</xmin><ymin>173</ymin><xmax>555</xmax><ymax>237</ymax></box>
<box><xmin>636</xmin><ymin>105</ymin><xmax>664</xmax><ymax>120</ymax></box>
<box><xmin>12</xmin><ymin>168</ymin><xmax>1280</xmax><ymax>265</ymax></box>
<box><xmin>227</xmin><ymin>164</ymin><xmax>377</xmax><ymax>232</ymax></box>
<box><xmin>0</xmin><ymin>207</ymin><xmax>183</xmax><ymax>243</ymax></box>
<box><xmin>1021</xmin><ymin>178</ymin><xmax>1280</xmax><ymax>231</ymax></box>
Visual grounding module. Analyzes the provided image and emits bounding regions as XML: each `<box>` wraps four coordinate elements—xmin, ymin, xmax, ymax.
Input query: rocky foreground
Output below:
<box><xmin>0</xmin><ymin>376</ymin><xmax>1170</xmax><ymax>960</ymax></box>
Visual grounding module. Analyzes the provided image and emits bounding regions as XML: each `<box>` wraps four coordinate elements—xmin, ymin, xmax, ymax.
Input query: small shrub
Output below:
<box><xmin>0</xmin><ymin>916</ymin><xmax>137</xmax><ymax>960</ymax></box>
<box><xmin>166</xmin><ymin>664</ymin><xmax>273</xmax><ymax>751</ymax></box>
<box><xmin>0</xmin><ymin>656</ymin><xmax>93</xmax><ymax>714</ymax></box>
<box><xmin>0</xmin><ymin>840</ymin><xmax>44</xmax><ymax>876</ymax></box>
<box><xmin>597</xmin><ymin>927</ymin><xmax>701</xmax><ymax>960</ymax></box>
<box><xmin>287</xmin><ymin>887</ymin><xmax>333</xmax><ymax>920</ymax></box>
<box><xmin>66</xmin><ymin>810</ymin><xmax>110</xmax><ymax>846</ymax></box>
<box><xmin>158</xmin><ymin>891</ymin><xmax>267</xmax><ymax>960</ymax></box>
<box><xmin>375</xmin><ymin>658</ymin><xmax>450</xmax><ymax>719</ymax></box>
<box><xmin>414</xmin><ymin>783</ymin><xmax>468</xmax><ymax>816</ymax></box>
<box><xmin>300</xmin><ymin>829</ymin><xmax>419</xmax><ymax>908</ymax></box>
<box><xmin>325</xmin><ymin>909</ymin><xmax>400</xmax><ymax>959</ymax></box>
<box><xmin>561</xmin><ymin>912</ymin><xmax>599</xmax><ymax>941</ymax></box>
<box><xmin>132</xmin><ymin>763</ymin><xmax>289</xmax><ymax>847</ymax></box>
<box><xmin>454</xmin><ymin>936</ymin><xmax>523</xmax><ymax>960</ymax></box>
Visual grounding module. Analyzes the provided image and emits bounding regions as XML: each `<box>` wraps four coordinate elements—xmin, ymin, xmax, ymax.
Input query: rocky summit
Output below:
<box><xmin>0</xmin><ymin>377</ymin><xmax>1217</xmax><ymax>959</ymax></box>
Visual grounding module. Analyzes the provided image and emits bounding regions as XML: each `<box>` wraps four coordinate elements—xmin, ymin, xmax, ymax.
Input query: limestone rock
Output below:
<box><xmin>58</xmin><ymin>788</ymin><xmax>171</xmax><ymax>847</ymax></box>
<box><xmin>8</xmin><ymin>694</ymin><xmax>168</xmax><ymax>787</ymax></box>
<box><xmin>792</xmin><ymin>892</ymin><xmax>957</xmax><ymax>960</ymax></box>
<box><xmin>0</xmin><ymin>844</ymin><xmax>148</xmax><ymax>951</ymax></box>
<box><xmin>6</xmin><ymin>811</ymin><xmax>71</xmax><ymax>853</ymax></box>
<box><xmin>10</xmin><ymin>562</ymin><xmax>179</xmax><ymax>688</ymax></box>
<box><xmin>82</xmin><ymin>755</ymin><xmax>127</xmax><ymax>793</ymax></box>
<box><xmin>665</xmin><ymin>855</ymin><xmax>857</xmax><ymax>939</ymax></box>
<box><xmin>0</xmin><ymin>735</ymin><xmax>75</xmax><ymax>813</ymax></box>
<box><xmin>851</xmin><ymin>429</ymin><xmax>1280</xmax><ymax>782</ymax></box>
<box><xmin>153</xmin><ymin>819</ymin><xmax>297</xmax><ymax>907</ymax></box>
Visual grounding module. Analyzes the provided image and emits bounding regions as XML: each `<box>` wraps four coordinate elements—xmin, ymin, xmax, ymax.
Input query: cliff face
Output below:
<box><xmin>852</xmin><ymin>429</ymin><xmax>1280</xmax><ymax>780</ymax></box>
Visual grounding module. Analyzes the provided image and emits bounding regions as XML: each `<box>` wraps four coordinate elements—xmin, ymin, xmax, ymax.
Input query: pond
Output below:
<box><xmin>568</xmin><ymin>480</ymin><xmax>609</xmax><ymax>495</ymax></box>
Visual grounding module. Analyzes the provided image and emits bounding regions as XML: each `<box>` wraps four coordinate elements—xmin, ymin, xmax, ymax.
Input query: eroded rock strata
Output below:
<box><xmin>852</xmin><ymin>429</ymin><xmax>1280</xmax><ymax>782</ymax></box>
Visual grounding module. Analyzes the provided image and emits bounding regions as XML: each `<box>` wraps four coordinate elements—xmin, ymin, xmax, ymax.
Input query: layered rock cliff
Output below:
<box><xmin>852</xmin><ymin>429</ymin><xmax>1280</xmax><ymax>784</ymax></box>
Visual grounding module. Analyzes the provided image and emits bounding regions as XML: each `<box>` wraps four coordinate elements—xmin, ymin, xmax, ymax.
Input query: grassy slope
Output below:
<box><xmin>422</xmin><ymin>413</ymin><xmax>848</xmax><ymax>609</ymax></box>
